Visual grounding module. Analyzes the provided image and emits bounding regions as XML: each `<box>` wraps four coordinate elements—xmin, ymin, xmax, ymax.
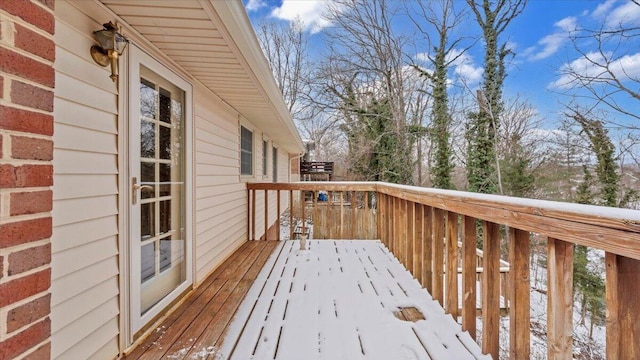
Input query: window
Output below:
<box><xmin>240</xmin><ymin>126</ymin><xmax>253</xmax><ymax>175</ymax></box>
<box><xmin>272</xmin><ymin>147</ymin><xmax>278</xmax><ymax>182</ymax></box>
<box><xmin>262</xmin><ymin>140</ymin><xmax>268</xmax><ymax>176</ymax></box>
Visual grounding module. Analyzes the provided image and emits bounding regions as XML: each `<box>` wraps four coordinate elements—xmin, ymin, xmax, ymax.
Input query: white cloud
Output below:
<box><xmin>591</xmin><ymin>0</ymin><xmax>617</xmax><ymax>18</ymax></box>
<box><xmin>245</xmin><ymin>0</ymin><xmax>267</xmax><ymax>12</ymax></box>
<box><xmin>447</xmin><ymin>49</ymin><xmax>484</xmax><ymax>85</ymax></box>
<box><xmin>271</xmin><ymin>0</ymin><xmax>336</xmax><ymax>34</ymax></box>
<box><xmin>528</xmin><ymin>16</ymin><xmax>577</xmax><ymax>61</ymax></box>
<box><xmin>550</xmin><ymin>51</ymin><xmax>640</xmax><ymax>89</ymax></box>
<box><xmin>606</xmin><ymin>1</ymin><xmax>640</xmax><ymax>26</ymax></box>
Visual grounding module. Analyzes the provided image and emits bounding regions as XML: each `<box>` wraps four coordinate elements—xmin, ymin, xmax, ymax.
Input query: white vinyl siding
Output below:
<box><xmin>51</xmin><ymin>2</ymin><xmax>120</xmax><ymax>359</ymax></box>
<box><xmin>194</xmin><ymin>82</ymin><xmax>247</xmax><ymax>282</ymax></box>
<box><xmin>240</xmin><ymin>126</ymin><xmax>253</xmax><ymax>175</ymax></box>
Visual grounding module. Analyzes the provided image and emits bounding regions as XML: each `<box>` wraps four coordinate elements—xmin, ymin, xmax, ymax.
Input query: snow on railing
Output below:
<box><xmin>247</xmin><ymin>181</ymin><xmax>640</xmax><ymax>359</ymax></box>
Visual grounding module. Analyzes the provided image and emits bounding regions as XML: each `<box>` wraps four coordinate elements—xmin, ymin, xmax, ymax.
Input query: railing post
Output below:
<box><xmin>509</xmin><ymin>227</ymin><xmax>530</xmax><ymax>358</ymax></box>
<box><xmin>547</xmin><ymin>237</ymin><xmax>573</xmax><ymax>360</ymax></box>
<box><xmin>445</xmin><ymin>211</ymin><xmax>459</xmax><ymax>318</ymax></box>
<box><xmin>462</xmin><ymin>215</ymin><xmax>476</xmax><ymax>340</ymax></box>
<box><xmin>481</xmin><ymin>221</ymin><xmax>500</xmax><ymax>359</ymax></box>
<box><xmin>432</xmin><ymin>208</ymin><xmax>445</xmax><ymax>305</ymax></box>
<box><xmin>301</xmin><ymin>190</ymin><xmax>306</xmax><ymax>237</ymax></box>
<box><xmin>606</xmin><ymin>252</ymin><xmax>640</xmax><ymax>360</ymax></box>
<box><xmin>406</xmin><ymin>201</ymin><xmax>415</xmax><ymax>273</ymax></box>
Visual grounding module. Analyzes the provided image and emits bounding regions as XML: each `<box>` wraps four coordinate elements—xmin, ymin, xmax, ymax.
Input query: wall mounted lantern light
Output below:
<box><xmin>90</xmin><ymin>21</ymin><xmax>129</xmax><ymax>83</ymax></box>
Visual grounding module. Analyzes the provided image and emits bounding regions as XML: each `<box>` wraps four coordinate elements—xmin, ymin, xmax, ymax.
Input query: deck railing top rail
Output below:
<box><xmin>249</xmin><ymin>181</ymin><xmax>640</xmax><ymax>259</ymax></box>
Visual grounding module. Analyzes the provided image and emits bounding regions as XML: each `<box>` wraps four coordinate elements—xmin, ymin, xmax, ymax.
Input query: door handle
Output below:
<box><xmin>132</xmin><ymin>177</ymin><xmax>154</xmax><ymax>204</ymax></box>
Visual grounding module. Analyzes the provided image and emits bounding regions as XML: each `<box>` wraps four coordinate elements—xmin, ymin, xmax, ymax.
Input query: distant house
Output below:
<box><xmin>0</xmin><ymin>1</ymin><xmax>303</xmax><ymax>359</ymax></box>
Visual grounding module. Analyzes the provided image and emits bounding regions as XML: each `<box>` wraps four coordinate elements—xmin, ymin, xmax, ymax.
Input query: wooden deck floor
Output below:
<box><xmin>125</xmin><ymin>240</ymin><xmax>487</xmax><ymax>360</ymax></box>
<box><xmin>124</xmin><ymin>240</ymin><xmax>280</xmax><ymax>360</ymax></box>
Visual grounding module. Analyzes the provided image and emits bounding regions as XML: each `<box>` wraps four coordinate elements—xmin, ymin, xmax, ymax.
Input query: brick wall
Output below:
<box><xmin>0</xmin><ymin>1</ymin><xmax>55</xmax><ymax>359</ymax></box>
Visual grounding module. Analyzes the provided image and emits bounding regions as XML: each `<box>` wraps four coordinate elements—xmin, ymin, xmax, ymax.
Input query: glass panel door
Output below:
<box><xmin>136</xmin><ymin>66</ymin><xmax>186</xmax><ymax>315</ymax></box>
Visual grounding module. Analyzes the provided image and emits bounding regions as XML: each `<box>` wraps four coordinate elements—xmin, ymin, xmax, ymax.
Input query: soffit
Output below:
<box><xmin>101</xmin><ymin>0</ymin><xmax>304</xmax><ymax>154</ymax></box>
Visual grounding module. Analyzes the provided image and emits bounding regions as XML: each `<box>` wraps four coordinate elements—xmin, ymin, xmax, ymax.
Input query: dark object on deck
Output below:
<box><xmin>301</xmin><ymin>161</ymin><xmax>334</xmax><ymax>181</ymax></box>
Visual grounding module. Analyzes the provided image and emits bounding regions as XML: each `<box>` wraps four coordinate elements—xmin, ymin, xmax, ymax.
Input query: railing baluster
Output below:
<box><xmin>605</xmin><ymin>253</ymin><xmax>640</xmax><ymax>359</ymax></box>
<box><xmin>445</xmin><ymin>211</ymin><xmax>459</xmax><ymax>318</ymax></box>
<box><xmin>251</xmin><ymin>189</ymin><xmax>256</xmax><ymax>241</ymax></box>
<box><xmin>423</xmin><ymin>206</ymin><xmax>433</xmax><ymax>293</ymax></box>
<box><xmin>301</xmin><ymin>190</ymin><xmax>306</xmax><ymax>237</ymax></box>
<box><xmin>289</xmin><ymin>189</ymin><xmax>293</xmax><ymax>240</ymax></box>
<box><xmin>462</xmin><ymin>215</ymin><xmax>476</xmax><ymax>340</ymax></box>
<box><xmin>276</xmin><ymin>190</ymin><xmax>281</xmax><ymax>241</ymax></box>
<box><xmin>547</xmin><ymin>237</ymin><xmax>573</xmax><ymax>360</ymax></box>
<box><xmin>264</xmin><ymin>190</ymin><xmax>269</xmax><ymax>240</ymax></box>
<box><xmin>432</xmin><ymin>208</ymin><xmax>445</xmax><ymax>306</ymax></box>
<box><xmin>406</xmin><ymin>201</ymin><xmax>415</xmax><ymax>278</ymax></box>
<box><xmin>414</xmin><ymin>203</ymin><xmax>423</xmax><ymax>285</ymax></box>
<box><xmin>339</xmin><ymin>191</ymin><xmax>344</xmax><ymax>239</ymax></box>
<box><xmin>509</xmin><ymin>227</ymin><xmax>530</xmax><ymax>358</ymax></box>
<box><xmin>481</xmin><ymin>221</ymin><xmax>500</xmax><ymax>359</ymax></box>
<box><xmin>400</xmin><ymin>199</ymin><xmax>408</xmax><ymax>267</ymax></box>
<box><xmin>351</xmin><ymin>191</ymin><xmax>357</xmax><ymax>239</ymax></box>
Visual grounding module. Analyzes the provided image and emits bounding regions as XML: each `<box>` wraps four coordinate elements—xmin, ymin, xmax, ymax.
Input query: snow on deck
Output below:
<box><xmin>219</xmin><ymin>240</ymin><xmax>489</xmax><ymax>360</ymax></box>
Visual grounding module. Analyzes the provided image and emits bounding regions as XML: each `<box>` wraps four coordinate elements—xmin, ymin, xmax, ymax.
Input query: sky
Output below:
<box><xmin>243</xmin><ymin>0</ymin><xmax>640</xmax><ymax>130</ymax></box>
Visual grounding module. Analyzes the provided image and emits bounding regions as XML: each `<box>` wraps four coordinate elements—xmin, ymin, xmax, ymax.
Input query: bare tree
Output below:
<box><xmin>557</xmin><ymin>1</ymin><xmax>639</xmax><ymax>127</ymax></box>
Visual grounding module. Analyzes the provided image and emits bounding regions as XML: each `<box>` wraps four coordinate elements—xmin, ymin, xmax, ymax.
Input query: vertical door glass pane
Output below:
<box><xmin>139</xmin><ymin>66</ymin><xmax>186</xmax><ymax>315</ymax></box>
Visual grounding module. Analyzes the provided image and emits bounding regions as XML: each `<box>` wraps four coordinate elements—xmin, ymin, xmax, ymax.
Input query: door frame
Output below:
<box><xmin>124</xmin><ymin>44</ymin><xmax>194</xmax><ymax>342</ymax></box>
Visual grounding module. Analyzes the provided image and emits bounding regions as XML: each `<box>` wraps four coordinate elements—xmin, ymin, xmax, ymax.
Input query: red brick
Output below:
<box><xmin>0</xmin><ymin>217</ymin><xmax>52</xmax><ymax>249</ymax></box>
<box><xmin>7</xmin><ymin>293</ymin><xmax>51</xmax><ymax>332</ymax></box>
<box><xmin>22</xmin><ymin>342</ymin><xmax>50</xmax><ymax>360</ymax></box>
<box><xmin>10</xmin><ymin>190</ymin><xmax>53</xmax><ymax>216</ymax></box>
<box><xmin>8</xmin><ymin>243</ymin><xmax>51</xmax><ymax>275</ymax></box>
<box><xmin>0</xmin><ymin>134</ymin><xmax>3</xmax><ymax>158</ymax></box>
<box><xmin>0</xmin><ymin>106</ymin><xmax>54</xmax><ymax>135</ymax></box>
<box><xmin>10</xmin><ymin>80</ymin><xmax>54</xmax><ymax>112</ymax></box>
<box><xmin>11</xmin><ymin>136</ymin><xmax>53</xmax><ymax>161</ymax></box>
<box><xmin>36</xmin><ymin>0</ymin><xmax>55</xmax><ymax>11</ymax></box>
<box><xmin>15</xmin><ymin>164</ymin><xmax>53</xmax><ymax>187</ymax></box>
<box><xmin>0</xmin><ymin>255</ymin><xmax>4</xmax><ymax>280</ymax></box>
<box><xmin>0</xmin><ymin>318</ymin><xmax>51</xmax><ymax>360</ymax></box>
<box><xmin>1</xmin><ymin>48</ymin><xmax>55</xmax><ymax>89</ymax></box>
<box><xmin>0</xmin><ymin>75</ymin><xmax>4</xmax><ymax>99</ymax></box>
<box><xmin>0</xmin><ymin>164</ymin><xmax>17</xmax><ymax>188</ymax></box>
<box><xmin>0</xmin><ymin>268</ymin><xmax>50</xmax><ymax>308</ymax></box>
<box><xmin>15</xmin><ymin>24</ymin><xmax>55</xmax><ymax>62</ymax></box>
<box><xmin>0</xmin><ymin>0</ymin><xmax>54</xmax><ymax>34</ymax></box>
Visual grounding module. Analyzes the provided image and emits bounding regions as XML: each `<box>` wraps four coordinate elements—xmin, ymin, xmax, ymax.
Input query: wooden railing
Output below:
<box><xmin>247</xmin><ymin>181</ymin><xmax>640</xmax><ymax>359</ymax></box>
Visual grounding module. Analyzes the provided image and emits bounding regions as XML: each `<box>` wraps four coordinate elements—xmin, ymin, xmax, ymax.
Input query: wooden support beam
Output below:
<box><xmin>481</xmin><ymin>221</ymin><xmax>500</xmax><ymax>359</ymax></box>
<box><xmin>462</xmin><ymin>215</ymin><xmax>476</xmax><ymax>340</ymax></box>
<box><xmin>432</xmin><ymin>208</ymin><xmax>445</xmax><ymax>305</ymax></box>
<box><xmin>423</xmin><ymin>206</ymin><xmax>433</xmax><ymax>293</ymax></box>
<box><xmin>445</xmin><ymin>211</ymin><xmax>459</xmax><ymax>318</ymax></box>
<box><xmin>264</xmin><ymin>190</ymin><xmax>268</xmax><ymax>240</ymax></box>
<box><xmin>606</xmin><ymin>253</ymin><xmax>640</xmax><ymax>360</ymax></box>
<box><xmin>509</xmin><ymin>227</ymin><xmax>530</xmax><ymax>358</ymax></box>
<box><xmin>547</xmin><ymin>237</ymin><xmax>573</xmax><ymax>360</ymax></box>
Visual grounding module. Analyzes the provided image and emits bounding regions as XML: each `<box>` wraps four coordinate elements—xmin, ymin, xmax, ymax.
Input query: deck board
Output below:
<box><xmin>220</xmin><ymin>240</ymin><xmax>489</xmax><ymax>360</ymax></box>
<box><xmin>124</xmin><ymin>240</ymin><xmax>279</xmax><ymax>360</ymax></box>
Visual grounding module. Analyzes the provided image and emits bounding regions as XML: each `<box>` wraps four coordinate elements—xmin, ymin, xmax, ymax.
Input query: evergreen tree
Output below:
<box><xmin>465</xmin><ymin>0</ymin><xmax>527</xmax><ymax>194</ymax></box>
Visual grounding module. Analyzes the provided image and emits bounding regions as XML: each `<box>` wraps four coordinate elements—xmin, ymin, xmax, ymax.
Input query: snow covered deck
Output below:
<box><xmin>220</xmin><ymin>240</ymin><xmax>487</xmax><ymax>360</ymax></box>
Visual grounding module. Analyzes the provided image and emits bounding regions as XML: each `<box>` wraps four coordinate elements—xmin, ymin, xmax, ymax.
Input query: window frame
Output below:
<box><xmin>240</xmin><ymin>125</ymin><xmax>254</xmax><ymax>176</ymax></box>
<box><xmin>272</xmin><ymin>146</ymin><xmax>278</xmax><ymax>183</ymax></box>
<box><xmin>262</xmin><ymin>139</ymin><xmax>269</xmax><ymax>177</ymax></box>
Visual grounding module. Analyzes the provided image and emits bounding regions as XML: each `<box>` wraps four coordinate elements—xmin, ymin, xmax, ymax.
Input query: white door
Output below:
<box><xmin>129</xmin><ymin>46</ymin><xmax>192</xmax><ymax>334</ymax></box>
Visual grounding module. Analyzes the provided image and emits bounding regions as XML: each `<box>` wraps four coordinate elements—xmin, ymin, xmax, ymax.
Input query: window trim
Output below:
<box><xmin>272</xmin><ymin>145</ymin><xmax>278</xmax><ymax>183</ymax></box>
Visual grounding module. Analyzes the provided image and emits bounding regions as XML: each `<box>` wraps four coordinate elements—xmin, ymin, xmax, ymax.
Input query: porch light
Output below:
<box><xmin>90</xmin><ymin>21</ymin><xmax>129</xmax><ymax>83</ymax></box>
